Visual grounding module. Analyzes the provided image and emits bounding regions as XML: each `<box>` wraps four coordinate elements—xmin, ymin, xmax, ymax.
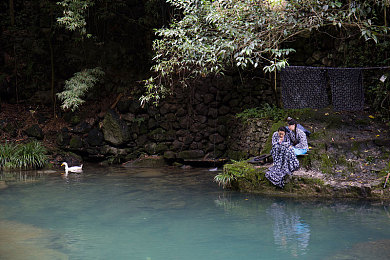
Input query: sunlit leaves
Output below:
<box><xmin>57</xmin><ymin>67</ymin><xmax>104</xmax><ymax>112</ymax></box>
<box><xmin>143</xmin><ymin>0</ymin><xmax>390</xmax><ymax>104</ymax></box>
<box><xmin>56</xmin><ymin>0</ymin><xmax>94</xmax><ymax>36</ymax></box>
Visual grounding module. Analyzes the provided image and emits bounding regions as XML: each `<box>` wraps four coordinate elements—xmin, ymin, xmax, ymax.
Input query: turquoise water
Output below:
<box><xmin>1</xmin><ymin>166</ymin><xmax>390</xmax><ymax>260</ymax></box>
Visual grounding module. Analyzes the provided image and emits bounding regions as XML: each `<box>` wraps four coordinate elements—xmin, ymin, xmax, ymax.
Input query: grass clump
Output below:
<box><xmin>0</xmin><ymin>141</ymin><xmax>48</xmax><ymax>169</ymax></box>
<box><xmin>215</xmin><ymin>161</ymin><xmax>260</xmax><ymax>188</ymax></box>
<box><xmin>236</xmin><ymin>103</ymin><xmax>287</xmax><ymax>123</ymax></box>
<box><xmin>319</xmin><ymin>154</ymin><xmax>337</xmax><ymax>175</ymax></box>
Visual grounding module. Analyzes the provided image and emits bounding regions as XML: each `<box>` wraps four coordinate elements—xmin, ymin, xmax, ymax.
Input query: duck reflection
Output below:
<box><xmin>266</xmin><ymin>202</ymin><xmax>310</xmax><ymax>257</ymax></box>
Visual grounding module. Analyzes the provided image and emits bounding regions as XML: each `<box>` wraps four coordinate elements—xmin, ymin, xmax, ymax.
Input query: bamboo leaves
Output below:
<box><xmin>57</xmin><ymin>67</ymin><xmax>104</xmax><ymax>112</ymax></box>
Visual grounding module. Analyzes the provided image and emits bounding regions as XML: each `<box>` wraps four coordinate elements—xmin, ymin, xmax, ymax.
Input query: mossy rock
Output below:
<box><xmin>102</xmin><ymin>110</ymin><xmax>131</xmax><ymax>146</ymax></box>
<box><xmin>69</xmin><ymin>136</ymin><xmax>83</xmax><ymax>149</ymax></box>
<box><xmin>148</xmin><ymin>128</ymin><xmax>167</xmax><ymax>142</ymax></box>
<box><xmin>123</xmin><ymin>156</ymin><xmax>167</xmax><ymax>168</ymax></box>
<box><xmin>218</xmin><ymin>161</ymin><xmax>327</xmax><ymax>196</ymax></box>
<box><xmin>225</xmin><ymin>150</ymin><xmax>248</xmax><ymax>161</ymax></box>
<box><xmin>177</xmin><ymin>150</ymin><xmax>204</xmax><ymax>159</ymax></box>
<box><xmin>24</xmin><ymin>124</ymin><xmax>44</xmax><ymax>140</ymax></box>
<box><xmin>155</xmin><ymin>143</ymin><xmax>169</xmax><ymax>154</ymax></box>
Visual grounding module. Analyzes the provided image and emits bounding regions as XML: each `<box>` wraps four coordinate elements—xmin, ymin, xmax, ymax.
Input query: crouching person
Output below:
<box><xmin>266</xmin><ymin>127</ymin><xmax>299</xmax><ymax>188</ymax></box>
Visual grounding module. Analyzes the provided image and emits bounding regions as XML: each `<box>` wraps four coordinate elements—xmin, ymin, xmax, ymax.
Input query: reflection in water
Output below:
<box><xmin>0</xmin><ymin>170</ymin><xmax>46</xmax><ymax>183</ymax></box>
<box><xmin>267</xmin><ymin>202</ymin><xmax>310</xmax><ymax>257</ymax></box>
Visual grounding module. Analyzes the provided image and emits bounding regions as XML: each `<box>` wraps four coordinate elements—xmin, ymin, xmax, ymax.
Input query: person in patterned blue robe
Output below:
<box><xmin>287</xmin><ymin>119</ymin><xmax>309</xmax><ymax>156</ymax></box>
<box><xmin>266</xmin><ymin>127</ymin><xmax>300</xmax><ymax>188</ymax></box>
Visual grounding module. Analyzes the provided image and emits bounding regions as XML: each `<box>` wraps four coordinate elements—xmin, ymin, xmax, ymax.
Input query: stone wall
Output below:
<box><xmin>54</xmin><ymin>75</ymin><xmax>274</xmax><ymax>163</ymax></box>
<box><xmin>226</xmin><ymin>119</ymin><xmax>271</xmax><ymax>160</ymax></box>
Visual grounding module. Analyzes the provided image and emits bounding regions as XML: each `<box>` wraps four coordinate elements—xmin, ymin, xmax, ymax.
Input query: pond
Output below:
<box><xmin>0</xmin><ymin>165</ymin><xmax>390</xmax><ymax>260</ymax></box>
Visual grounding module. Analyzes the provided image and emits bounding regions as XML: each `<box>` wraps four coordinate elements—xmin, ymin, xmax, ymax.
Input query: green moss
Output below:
<box><xmin>309</xmin><ymin>130</ymin><xmax>326</xmax><ymax>140</ymax></box>
<box><xmin>155</xmin><ymin>143</ymin><xmax>169</xmax><ymax>154</ymax></box>
<box><xmin>299</xmin><ymin>154</ymin><xmax>312</xmax><ymax>169</ymax></box>
<box><xmin>262</xmin><ymin>120</ymin><xmax>286</xmax><ymax>154</ymax></box>
<box><xmin>351</xmin><ymin>141</ymin><xmax>361</xmax><ymax>151</ymax></box>
<box><xmin>236</xmin><ymin>104</ymin><xmax>287</xmax><ymax>123</ymax></box>
<box><xmin>289</xmin><ymin>108</ymin><xmax>317</xmax><ymax>121</ymax></box>
<box><xmin>378</xmin><ymin>161</ymin><xmax>390</xmax><ymax>178</ymax></box>
<box><xmin>301</xmin><ymin>177</ymin><xmax>325</xmax><ymax>186</ymax></box>
<box><xmin>355</xmin><ymin>119</ymin><xmax>370</xmax><ymax>125</ymax></box>
<box><xmin>70</xmin><ymin>115</ymin><xmax>81</xmax><ymax>125</ymax></box>
<box><xmin>320</xmin><ymin>154</ymin><xmax>337</xmax><ymax>175</ymax></box>
<box><xmin>336</xmin><ymin>155</ymin><xmax>347</xmax><ymax>165</ymax></box>
<box><xmin>225</xmin><ymin>150</ymin><xmax>248</xmax><ymax>161</ymax></box>
<box><xmin>350</xmin><ymin>141</ymin><xmax>362</xmax><ymax>157</ymax></box>
<box><xmin>215</xmin><ymin>161</ymin><xmax>270</xmax><ymax>189</ymax></box>
<box><xmin>380</xmin><ymin>151</ymin><xmax>390</xmax><ymax>160</ymax></box>
<box><xmin>69</xmin><ymin>136</ymin><xmax>82</xmax><ymax>149</ymax></box>
<box><xmin>148</xmin><ymin>128</ymin><xmax>166</xmax><ymax>142</ymax></box>
<box><xmin>223</xmin><ymin>161</ymin><xmax>257</xmax><ymax>178</ymax></box>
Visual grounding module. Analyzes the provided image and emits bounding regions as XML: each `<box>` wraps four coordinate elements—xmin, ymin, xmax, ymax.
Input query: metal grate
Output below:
<box><xmin>281</xmin><ymin>66</ymin><xmax>329</xmax><ymax>109</ymax></box>
<box><xmin>328</xmin><ymin>68</ymin><xmax>364</xmax><ymax>111</ymax></box>
<box><xmin>281</xmin><ymin>66</ymin><xmax>365</xmax><ymax>111</ymax></box>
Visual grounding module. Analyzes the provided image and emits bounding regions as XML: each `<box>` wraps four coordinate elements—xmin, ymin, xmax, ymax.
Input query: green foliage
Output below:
<box><xmin>143</xmin><ymin>0</ymin><xmax>390</xmax><ymax>104</ymax></box>
<box><xmin>57</xmin><ymin>0</ymin><xmax>94</xmax><ymax>37</ymax></box>
<box><xmin>319</xmin><ymin>154</ymin><xmax>353</xmax><ymax>175</ymax></box>
<box><xmin>215</xmin><ymin>160</ymin><xmax>256</xmax><ymax>188</ymax></box>
<box><xmin>140</xmin><ymin>77</ymin><xmax>170</xmax><ymax>107</ymax></box>
<box><xmin>236</xmin><ymin>103</ymin><xmax>287</xmax><ymax>122</ymax></box>
<box><xmin>368</xmin><ymin>72</ymin><xmax>390</xmax><ymax>122</ymax></box>
<box><xmin>131</xmin><ymin>117</ymin><xmax>146</xmax><ymax>126</ymax></box>
<box><xmin>378</xmin><ymin>160</ymin><xmax>390</xmax><ymax>178</ymax></box>
<box><xmin>57</xmin><ymin>67</ymin><xmax>104</xmax><ymax>112</ymax></box>
<box><xmin>0</xmin><ymin>141</ymin><xmax>48</xmax><ymax>169</ymax></box>
<box><xmin>342</xmin><ymin>39</ymin><xmax>390</xmax><ymax>122</ymax></box>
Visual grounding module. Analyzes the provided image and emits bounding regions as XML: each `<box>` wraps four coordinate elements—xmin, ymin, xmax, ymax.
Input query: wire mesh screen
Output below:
<box><xmin>281</xmin><ymin>66</ymin><xmax>329</xmax><ymax>109</ymax></box>
<box><xmin>328</xmin><ymin>68</ymin><xmax>364</xmax><ymax>111</ymax></box>
<box><xmin>281</xmin><ymin>66</ymin><xmax>365</xmax><ymax>111</ymax></box>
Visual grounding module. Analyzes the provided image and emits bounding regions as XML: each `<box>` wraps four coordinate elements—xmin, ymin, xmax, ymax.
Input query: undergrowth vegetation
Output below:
<box><xmin>236</xmin><ymin>103</ymin><xmax>287</xmax><ymax>122</ymax></box>
<box><xmin>214</xmin><ymin>161</ymin><xmax>255</xmax><ymax>188</ymax></box>
<box><xmin>0</xmin><ymin>141</ymin><xmax>48</xmax><ymax>169</ymax></box>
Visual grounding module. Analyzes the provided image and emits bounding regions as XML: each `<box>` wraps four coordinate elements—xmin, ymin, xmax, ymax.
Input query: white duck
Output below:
<box><xmin>61</xmin><ymin>162</ymin><xmax>83</xmax><ymax>175</ymax></box>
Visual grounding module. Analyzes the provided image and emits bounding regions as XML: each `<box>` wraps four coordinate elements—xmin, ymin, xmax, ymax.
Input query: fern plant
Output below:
<box><xmin>57</xmin><ymin>67</ymin><xmax>104</xmax><ymax>112</ymax></box>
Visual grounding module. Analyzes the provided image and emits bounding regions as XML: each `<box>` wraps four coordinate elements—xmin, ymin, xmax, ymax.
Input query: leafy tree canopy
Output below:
<box><xmin>141</xmin><ymin>0</ymin><xmax>390</xmax><ymax>105</ymax></box>
<box><xmin>57</xmin><ymin>0</ymin><xmax>94</xmax><ymax>37</ymax></box>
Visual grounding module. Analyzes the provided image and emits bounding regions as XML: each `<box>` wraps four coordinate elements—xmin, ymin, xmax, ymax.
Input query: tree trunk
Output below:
<box><xmin>49</xmin><ymin>6</ymin><xmax>56</xmax><ymax>117</ymax></box>
<box><xmin>9</xmin><ymin>0</ymin><xmax>15</xmax><ymax>26</ymax></box>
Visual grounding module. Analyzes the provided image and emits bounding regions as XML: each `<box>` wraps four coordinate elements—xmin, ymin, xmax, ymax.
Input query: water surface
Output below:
<box><xmin>1</xmin><ymin>166</ymin><xmax>390</xmax><ymax>259</ymax></box>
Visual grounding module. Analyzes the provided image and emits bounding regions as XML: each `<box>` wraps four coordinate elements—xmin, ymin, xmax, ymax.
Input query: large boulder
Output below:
<box><xmin>87</xmin><ymin>128</ymin><xmax>104</xmax><ymax>146</ymax></box>
<box><xmin>24</xmin><ymin>124</ymin><xmax>43</xmax><ymax>140</ymax></box>
<box><xmin>69</xmin><ymin>136</ymin><xmax>83</xmax><ymax>149</ymax></box>
<box><xmin>102</xmin><ymin>110</ymin><xmax>131</xmax><ymax>146</ymax></box>
<box><xmin>177</xmin><ymin>150</ymin><xmax>205</xmax><ymax>159</ymax></box>
<box><xmin>56</xmin><ymin>128</ymin><xmax>70</xmax><ymax>147</ymax></box>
